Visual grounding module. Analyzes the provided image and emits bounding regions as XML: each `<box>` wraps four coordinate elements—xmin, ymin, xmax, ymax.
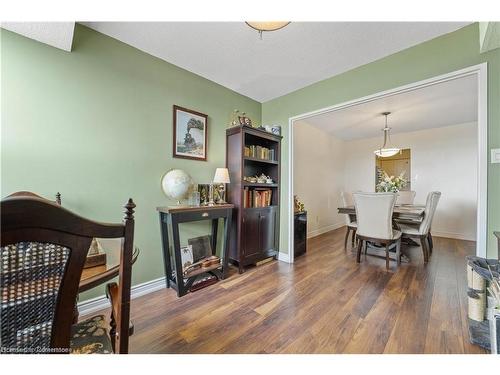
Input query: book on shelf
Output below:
<box><xmin>243</xmin><ymin>188</ymin><xmax>273</xmax><ymax>208</ymax></box>
<box><xmin>244</xmin><ymin>145</ymin><xmax>275</xmax><ymax>161</ymax></box>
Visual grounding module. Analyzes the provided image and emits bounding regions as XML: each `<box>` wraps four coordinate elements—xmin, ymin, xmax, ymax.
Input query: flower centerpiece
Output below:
<box><xmin>376</xmin><ymin>170</ymin><xmax>408</xmax><ymax>193</ymax></box>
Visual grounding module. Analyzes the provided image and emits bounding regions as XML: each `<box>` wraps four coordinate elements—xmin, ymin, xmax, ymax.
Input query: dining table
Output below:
<box><xmin>338</xmin><ymin>204</ymin><xmax>426</xmax><ymax>262</ymax></box>
<box><xmin>337</xmin><ymin>204</ymin><xmax>426</xmax><ymax>221</ymax></box>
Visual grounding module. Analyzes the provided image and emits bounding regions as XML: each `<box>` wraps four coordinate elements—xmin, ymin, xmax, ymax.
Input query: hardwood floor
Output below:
<box><xmin>85</xmin><ymin>227</ymin><xmax>486</xmax><ymax>353</ymax></box>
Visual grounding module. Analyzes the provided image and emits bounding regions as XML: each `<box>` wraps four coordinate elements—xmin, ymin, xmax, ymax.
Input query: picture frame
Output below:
<box><xmin>173</xmin><ymin>105</ymin><xmax>208</xmax><ymax>161</ymax></box>
<box><xmin>197</xmin><ymin>184</ymin><xmax>211</xmax><ymax>206</ymax></box>
<box><xmin>180</xmin><ymin>245</ymin><xmax>194</xmax><ymax>272</ymax></box>
<box><xmin>188</xmin><ymin>235</ymin><xmax>213</xmax><ymax>262</ymax></box>
<box><xmin>271</xmin><ymin>125</ymin><xmax>281</xmax><ymax>135</ymax></box>
<box><xmin>213</xmin><ymin>183</ymin><xmax>224</xmax><ymax>204</ymax></box>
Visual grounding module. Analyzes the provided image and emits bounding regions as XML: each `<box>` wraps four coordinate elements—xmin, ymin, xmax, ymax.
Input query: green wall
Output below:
<box><xmin>1</xmin><ymin>23</ymin><xmax>499</xmax><ymax>303</ymax></box>
<box><xmin>262</xmin><ymin>23</ymin><xmax>500</xmax><ymax>258</ymax></box>
<box><xmin>1</xmin><ymin>24</ymin><xmax>261</xmax><ymax>300</ymax></box>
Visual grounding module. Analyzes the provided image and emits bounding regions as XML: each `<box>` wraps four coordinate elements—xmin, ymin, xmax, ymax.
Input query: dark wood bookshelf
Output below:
<box><xmin>226</xmin><ymin>125</ymin><xmax>281</xmax><ymax>273</ymax></box>
<box><xmin>244</xmin><ymin>156</ymin><xmax>279</xmax><ymax>165</ymax></box>
<box><xmin>244</xmin><ymin>205</ymin><xmax>278</xmax><ymax>211</ymax></box>
<box><xmin>242</xmin><ymin>182</ymin><xmax>279</xmax><ymax>188</ymax></box>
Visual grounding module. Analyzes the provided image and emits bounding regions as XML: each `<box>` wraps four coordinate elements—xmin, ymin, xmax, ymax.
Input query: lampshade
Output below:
<box><xmin>245</xmin><ymin>22</ymin><xmax>290</xmax><ymax>32</ymax></box>
<box><xmin>213</xmin><ymin>168</ymin><xmax>230</xmax><ymax>184</ymax></box>
<box><xmin>374</xmin><ymin>148</ymin><xmax>400</xmax><ymax>158</ymax></box>
<box><xmin>373</xmin><ymin>112</ymin><xmax>400</xmax><ymax>158</ymax></box>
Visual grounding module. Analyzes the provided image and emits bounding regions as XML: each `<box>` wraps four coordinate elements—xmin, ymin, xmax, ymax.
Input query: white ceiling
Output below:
<box><xmin>297</xmin><ymin>74</ymin><xmax>478</xmax><ymax>140</ymax></box>
<box><xmin>1</xmin><ymin>22</ymin><xmax>75</xmax><ymax>51</ymax></box>
<box><xmin>81</xmin><ymin>22</ymin><xmax>470</xmax><ymax>102</ymax></box>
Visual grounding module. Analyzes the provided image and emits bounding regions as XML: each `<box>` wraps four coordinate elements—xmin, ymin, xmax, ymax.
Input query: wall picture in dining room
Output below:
<box><xmin>173</xmin><ymin>105</ymin><xmax>208</xmax><ymax>161</ymax></box>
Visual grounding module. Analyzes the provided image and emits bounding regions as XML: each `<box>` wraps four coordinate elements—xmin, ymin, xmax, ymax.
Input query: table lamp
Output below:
<box><xmin>213</xmin><ymin>168</ymin><xmax>230</xmax><ymax>204</ymax></box>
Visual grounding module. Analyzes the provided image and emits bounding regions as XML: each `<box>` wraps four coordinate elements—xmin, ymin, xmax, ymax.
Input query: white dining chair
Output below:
<box><xmin>341</xmin><ymin>191</ymin><xmax>357</xmax><ymax>251</ymax></box>
<box><xmin>353</xmin><ymin>192</ymin><xmax>401</xmax><ymax>270</ymax></box>
<box><xmin>396</xmin><ymin>190</ymin><xmax>416</xmax><ymax>205</ymax></box>
<box><xmin>398</xmin><ymin>191</ymin><xmax>441</xmax><ymax>263</ymax></box>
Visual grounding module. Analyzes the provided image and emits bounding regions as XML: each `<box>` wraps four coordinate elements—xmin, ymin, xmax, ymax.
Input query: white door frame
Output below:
<box><xmin>287</xmin><ymin>63</ymin><xmax>488</xmax><ymax>262</ymax></box>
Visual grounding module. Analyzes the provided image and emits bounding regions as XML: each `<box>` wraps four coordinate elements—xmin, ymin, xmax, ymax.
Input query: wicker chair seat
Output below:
<box><xmin>70</xmin><ymin>315</ymin><xmax>113</xmax><ymax>354</ymax></box>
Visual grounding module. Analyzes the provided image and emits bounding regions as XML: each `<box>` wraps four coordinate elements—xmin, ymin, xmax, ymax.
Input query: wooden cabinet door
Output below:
<box><xmin>242</xmin><ymin>209</ymin><xmax>261</xmax><ymax>258</ymax></box>
<box><xmin>259</xmin><ymin>208</ymin><xmax>276</xmax><ymax>253</ymax></box>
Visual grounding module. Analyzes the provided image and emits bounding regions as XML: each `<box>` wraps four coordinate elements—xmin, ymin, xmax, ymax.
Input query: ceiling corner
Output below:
<box><xmin>1</xmin><ymin>22</ymin><xmax>75</xmax><ymax>52</ymax></box>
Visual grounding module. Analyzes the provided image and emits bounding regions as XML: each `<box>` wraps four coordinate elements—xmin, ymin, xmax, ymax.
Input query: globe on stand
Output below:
<box><xmin>161</xmin><ymin>169</ymin><xmax>193</xmax><ymax>205</ymax></box>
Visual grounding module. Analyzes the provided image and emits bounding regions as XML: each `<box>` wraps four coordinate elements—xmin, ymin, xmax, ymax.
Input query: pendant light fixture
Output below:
<box><xmin>374</xmin><ymin>112</ymin><xmax>400</xmax><ymax>158</ymax></box>
<box><xmin>245</xmin><ymin>22</ymin><xmax>290</xmax><ymax>39</ymax></box>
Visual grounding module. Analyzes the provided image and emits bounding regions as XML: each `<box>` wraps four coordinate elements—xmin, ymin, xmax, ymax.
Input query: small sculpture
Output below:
<box><xmin>257</xmin><ymin>174</ymin><xmax>267</xmax><ymax>184</ymax></box>
<box><xmin>230</xmin><ymin>109</ymin><xmax>240</xmax><ymax>127</ymax></box>
<box><xmin>88</xmin><ymin>238</ymin><xmax>102</xmax><ymax>256</ymax></box>
<box><xmin>244</xmin><ymin>174</ymin><xmax>273</xmax><ymax>184</ymax></box>
<box><xmin>294</xmin><ymin>195</ymin><xmax>305</xmax><ymax>213</ymax></box>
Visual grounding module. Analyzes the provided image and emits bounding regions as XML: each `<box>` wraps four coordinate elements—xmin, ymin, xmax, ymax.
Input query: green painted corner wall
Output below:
<box><xmin>262</xmin><ymin>23</ymin><xmax>500</xmax><ymax>258</ymax></box>
<box><xmin>1</xmin><ymin>23</ymin><xmax>499</xmax><ymax>304</ymax></box>
<box><xmin>1</xmin><ymin>24</ymin><xmax>261</xmax><ymax>301</ymax></box>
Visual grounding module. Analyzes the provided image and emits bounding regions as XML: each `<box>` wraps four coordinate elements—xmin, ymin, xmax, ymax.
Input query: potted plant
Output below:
<box><xmin>376</xmin><ymin>170</ymin><xmax>408</xmax><ymax>193</ymax></box>
<box><xmin>488</xmin><ymin>266</ymin><xmax>500</xmax><ymax>354</ymax></box>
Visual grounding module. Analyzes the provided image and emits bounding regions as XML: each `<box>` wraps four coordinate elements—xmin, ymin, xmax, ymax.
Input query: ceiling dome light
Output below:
<box><xmin>245</xmin><ymin>21</ymin><xmax>290</xmax><ymax>39</ymax></box>
<box><xmin>374</xmin><ymin>112</ymin><xmax>400</xmax><ymax>158</ymax></box>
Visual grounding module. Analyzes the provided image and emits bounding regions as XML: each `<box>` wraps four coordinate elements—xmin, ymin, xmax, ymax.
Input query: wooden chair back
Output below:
<box><xmin>7</xmin><ymin>191</ymin><xmax>62</xmax><ymax>205</ymax></box>
<box><xmin>0</xmin><ymin>195</ymin><xmax>135</xmax><ymax>353</ymax></box>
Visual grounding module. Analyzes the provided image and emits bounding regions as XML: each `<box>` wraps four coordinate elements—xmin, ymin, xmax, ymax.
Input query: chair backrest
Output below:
<box><xmin>341</xmin><ymin>191</ymin><xmax>354</xmax><ymax>207</ymax></box>
<box><xmin>7</xmin><ymin>191</ymin><xmax>62</xmax><ymax>205</ymax></box>
<box><xmin>341</xmin><ymin>191</ymin><xmax>355</xmax><ymax>224</ymax></box>
<box><xmin>419</xmin><ymin>191</ymin><xmax>441</xmax><ymax>235</ymax></box>
<box><xmin>0</xmin><ymin>196</ymin><xmax>135</xmax><ymax>353</ymax></box>
<box><xmin>396</xmin><ymin>190</ymin><xmax>416</xmax><ymax>205</ymax></box>
<box><xmin>353</xmin><ymin>192</ymin><xmax>397</xmax><ymax>240</ymax></box>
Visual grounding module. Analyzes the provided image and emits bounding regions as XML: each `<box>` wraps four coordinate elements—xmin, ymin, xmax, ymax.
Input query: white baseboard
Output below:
<box><xmin>307</xmin><ymin>222</ymin><xmax>345</xmax><ymax>239</ymax></box>
<box><xmin>304</xmin><ymin>224</ymin><xmax>475</xmax><ymax>242</ymax></box>
<box><xmin>78</xmin><ymin>276</ymin><xmax>166</xmax><ymax>317</ymax></box>
<box><xmin>80</xmin><ymin>248</ymin><xmax>298</xmax><ymax>314</ymax></box>
<box><xmin>432</xmin><ymin>230</ymin><xmax>476</xmax><ymax>241</ymax></box>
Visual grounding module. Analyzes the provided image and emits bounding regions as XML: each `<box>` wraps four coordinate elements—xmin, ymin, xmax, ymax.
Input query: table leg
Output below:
<box><xmin>159</xmin><ymin>213</ymin><xmax>172</xmax><ymax>288</ymax></box>
<box><xmin>171</xmin><ymin>216</ymin><xmax>186</xmax><ymax>297</ymax></box>
<box><xmin>222</xmin><ymin>210</ymin><xmax>232</xmax><ymax>279</ymax></box>
<box><xmin>211</xmin><ymin>218</ymin><xmax>219</xmax><ymax>256</ymax></box>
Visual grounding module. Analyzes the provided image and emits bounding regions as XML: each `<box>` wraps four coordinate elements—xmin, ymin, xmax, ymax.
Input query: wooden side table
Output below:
<box><xmin>157</xmin><ymin>204</ymin><xmax>233</xmax><ymax>297</ymax></box>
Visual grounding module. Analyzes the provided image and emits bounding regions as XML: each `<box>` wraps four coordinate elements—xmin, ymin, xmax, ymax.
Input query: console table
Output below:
<box><xmin>157</xmin><ymin>204</ymin><xmax>233</xmax><ymax>297</ymax></box>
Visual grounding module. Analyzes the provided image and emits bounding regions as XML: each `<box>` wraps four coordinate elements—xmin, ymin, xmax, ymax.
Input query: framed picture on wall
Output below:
<box><xmin>173</xmin><ymin>105</ymin><xmax>208</xmax><ymax>161</ymax></box>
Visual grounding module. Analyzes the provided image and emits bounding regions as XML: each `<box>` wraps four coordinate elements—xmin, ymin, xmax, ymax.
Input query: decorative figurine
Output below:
<box><xmin>257</xmin><ymin>174</ymin><xmax>267</xmax><ymax>184</ymax></box>
<box><xmin>238</xmin><ymin>112</ymin><xmax>253</xmax><ymax>127</ymax></box>
<box><xmin>294</xmin><ymin>195</ymin><xmax>305</xmax><ymax>213</ymax></box>
<box><xmin>230</xmin><ymin>109</ymin><xmax>240</xmax><ymax>127</ymax></box>
<box><xmin>244</xmin><ymin>174</ymin><xmax>273</xmax><ymax>184</ymax></box>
